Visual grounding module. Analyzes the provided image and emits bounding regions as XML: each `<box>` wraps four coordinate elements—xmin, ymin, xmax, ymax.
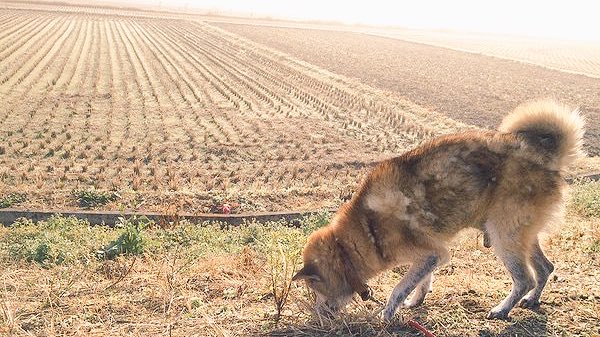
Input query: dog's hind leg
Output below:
<box><xmin>519</xmin><ymin>238</ymin><xmax>554</xmax><ymax>309</ymax></box>
<box><xmin>403</xmin><ymin>272</ymin><xmax>433</xmax><ymax>308</ymax></box>
<box><xmin>383</xmin><ymin>255</ymin><xmax>439</xmax><ymax>321</ymax></box>
<box><xmin>486</xmin><ymin>227</ymin><xmax>536</xmax><ymax>320</ymax></box>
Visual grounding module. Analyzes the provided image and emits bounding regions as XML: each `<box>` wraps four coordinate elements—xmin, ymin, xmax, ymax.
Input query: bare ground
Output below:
<box><xmin>213</xmin><ymin>23</ymin><xmax>600</xmax><ymax>156</ymax></box>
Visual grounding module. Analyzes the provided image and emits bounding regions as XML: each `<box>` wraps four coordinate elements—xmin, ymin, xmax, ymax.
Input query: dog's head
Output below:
<box><xmin>293</xmin><ymin>227</ymin><xmax>371</xmax><ymax>314</ymax></box>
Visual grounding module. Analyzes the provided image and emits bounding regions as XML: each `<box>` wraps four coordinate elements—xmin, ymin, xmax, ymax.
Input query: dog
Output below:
<box><xmin>292</xmin><ymin>99</ymin><xmax>585</xmax><ymax>321</ymax></box>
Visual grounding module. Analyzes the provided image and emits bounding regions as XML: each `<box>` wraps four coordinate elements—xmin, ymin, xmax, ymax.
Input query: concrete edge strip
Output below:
<box><xmin>1</xmin><ymin>173</ymin><xmax>598</xmax><ymax>227</ymax></box>
<box><xmin>0</xmin><ymin>209</ymin><xmax>333</xmax><ymax>227</ymax></box>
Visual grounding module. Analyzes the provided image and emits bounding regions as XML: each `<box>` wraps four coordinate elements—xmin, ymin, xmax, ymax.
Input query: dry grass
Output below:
<box><xmin>1</xmin><ymin>182</ymin><xmax>599</xmax><ymax>337</ymax></box>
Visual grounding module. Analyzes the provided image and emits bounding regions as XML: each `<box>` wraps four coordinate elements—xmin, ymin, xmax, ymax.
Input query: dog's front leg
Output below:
<box><xmin>383</xmin><ymin>255</ymin><xmax>439</xmax><ymax>321</ymax></box>
<box><xmin>403</xmin><ymin>272</ymin><xmax>433</xmax><ymax>308</ymax></box>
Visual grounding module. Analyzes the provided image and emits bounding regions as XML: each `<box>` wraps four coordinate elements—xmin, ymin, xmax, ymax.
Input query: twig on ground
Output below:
<box><xmin>104</xmin><ymin>257</ymin><xmax>137</xmax><ymax>291</ymax></box>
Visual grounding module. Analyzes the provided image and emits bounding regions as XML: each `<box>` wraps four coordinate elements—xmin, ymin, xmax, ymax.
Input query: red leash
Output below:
<box><xmin>365</xmin><ymin>294</ymin><xmax>436</xmax><ymax>337</ymax></box>
<box><xmin>406</xmin><ymin>319</ymin><xmax>437</xmax><ymax>337</ymax></box>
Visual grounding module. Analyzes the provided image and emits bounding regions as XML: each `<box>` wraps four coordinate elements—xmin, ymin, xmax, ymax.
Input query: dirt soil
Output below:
<box><xmin>213</xmin><ymin>23</ymin><xmax>600</xmax><ymax>156</ymax></box>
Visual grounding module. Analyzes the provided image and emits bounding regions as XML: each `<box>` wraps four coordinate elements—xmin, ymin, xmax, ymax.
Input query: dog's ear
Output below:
<box><xmin>292</xmin><ymin>264</ymin><xmax>321</xmax><ymax>282</ymax></box>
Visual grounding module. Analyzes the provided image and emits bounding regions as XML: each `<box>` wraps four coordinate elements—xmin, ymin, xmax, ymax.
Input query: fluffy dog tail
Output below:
<box><xmin>499</xmin><ymin>99</ymin><xmax>585</xmax><ymax>170</ymax></box>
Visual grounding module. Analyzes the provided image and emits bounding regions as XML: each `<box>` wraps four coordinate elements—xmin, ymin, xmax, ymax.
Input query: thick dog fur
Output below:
<box><xmin>293</xmin><ymin>99</ymin><xmax>585</xmax><ymax>321</ymax></box>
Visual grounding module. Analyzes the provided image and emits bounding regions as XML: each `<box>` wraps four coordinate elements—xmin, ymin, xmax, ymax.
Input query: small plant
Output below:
<box><xmin>588</xmin><ymin>239</ymin><xmax>600</xmax><ymax>254</ymax></box>
<box><xmin>3</xmin><ymin>215</ymin><xmax>105</xmax><ymax>266</ymax></box>
<box><xmin>32</xmin><ymin>241</ymin><xmax>60</xmax><ymax>265</ymax></box>
<box><xmin>570</xmin><ymin>179</ymin><xmax>600</xmax><ymax>218</ymax></box>
<box><xmin>268</xmin><ymin>242</ymin><xmax>300</xmax><ymax>322</ymax></box>
<box><xmin>97</xmin><ymin>216</ymin><xmax>150</xmax><ymax>260</ymax></box>
<box><xmin>255</xmin><ymin>225</ymin><xmax>306</xmax><ymax>322</ymax></box>
<box><xmin>73</xmin><ymin>188</ymin><xmax>118</xmax><ymax>208</ymax></box>
<box><xmin>300</xmin><ymin>211</ymin><xmax>331</xmax><ymax>234</ymax></box>
<box><xmin>0</xmin><ymin>193</ymin><xmax>26</xmax><ymax>208</ymax></box>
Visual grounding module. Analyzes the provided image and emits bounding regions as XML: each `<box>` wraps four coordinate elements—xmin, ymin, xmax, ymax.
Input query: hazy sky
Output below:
<box><xmin>149</xmin><ymin>0</ymin><xmax>600</xmax><ymax>41</ymax></box>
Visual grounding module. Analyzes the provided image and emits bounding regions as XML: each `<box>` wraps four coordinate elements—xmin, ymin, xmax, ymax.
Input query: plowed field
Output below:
<box><xmin>214</xmin><ymin>23</ymin><xmax>600</xmax><ymax>156</ymax></box>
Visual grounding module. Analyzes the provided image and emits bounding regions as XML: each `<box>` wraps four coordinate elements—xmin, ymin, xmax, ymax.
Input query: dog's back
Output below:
<box><xmin>354</xmin><ymin>99</ymin><xmax>584</xmax><ymax>241</ymax></box>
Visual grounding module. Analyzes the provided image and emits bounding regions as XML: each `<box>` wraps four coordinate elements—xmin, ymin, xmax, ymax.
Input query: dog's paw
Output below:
<box><xmin>381</xmin><ymin>307</ymin><xmax>397</xmax><ymax>323</ymax></box>
<box><xmin>486</xmin><ymin>308</ymin><xmax>511</xmax><ymax>321</ymax></box>
<box><xmin>518</xmin><ymin>297</ymin><xmax>540</xmax><ymax>309</ymax></box>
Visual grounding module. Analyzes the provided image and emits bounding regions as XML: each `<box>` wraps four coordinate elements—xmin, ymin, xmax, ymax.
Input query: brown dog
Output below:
<box><xmin>293</xmin><ymin>99</ymin><xmax>585</xmax><ymax>321</ymax></box>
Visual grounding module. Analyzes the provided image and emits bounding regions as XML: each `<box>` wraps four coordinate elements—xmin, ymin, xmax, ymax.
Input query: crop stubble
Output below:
<box><xmin>0</xmin><ymin>7</ymin><xmax>469</xmax><ymax>212</ymax></box>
